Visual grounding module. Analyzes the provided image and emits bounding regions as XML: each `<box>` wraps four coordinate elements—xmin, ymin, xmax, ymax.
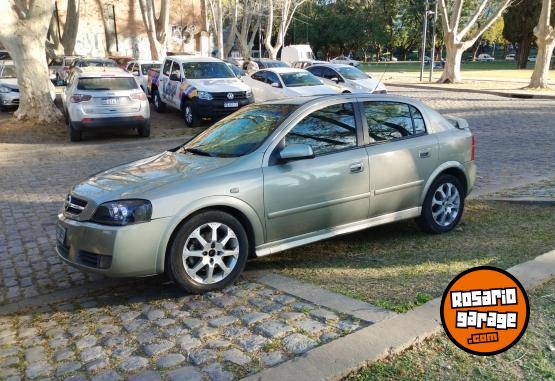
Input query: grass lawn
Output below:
<box><xmin>359</xmin><ymin>61</ymin><xmax>555</xmax><ymax>81</ymax></box>
<box><xmin>249</xmin><ymin>201</ymin><xmax>555</xmax><ymax>312</ymax></box>
<box><xmin>346</xmin><ymin>278</ymin><xmax>555</xmax><ymax>380</ymax></box>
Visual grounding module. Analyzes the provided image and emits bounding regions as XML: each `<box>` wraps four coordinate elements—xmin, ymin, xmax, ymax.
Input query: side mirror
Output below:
<box><xmin>271</xmin><ymin>82</ymin><xmax>281</xmax><ymax>88</ymax></box>
<box><xmin>279</xmin><ymin>144</ymin><xmax>315</xmax><ymax>162</ymax></box>
<box><xmin>169</xmin><ymin>73</ymin><xmax>181</xmax><ymax>82</ymax></box>
<box><xmin>133</xmin><ymin>70</ymin><xmax>140</xmax><ymax>76</ymax></box>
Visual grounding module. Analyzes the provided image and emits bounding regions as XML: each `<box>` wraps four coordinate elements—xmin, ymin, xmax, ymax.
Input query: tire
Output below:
<box><xmin>182</xmin><ymin>101</ymin><xmax>200</xmax><ymax>127</ymax></box>
<box><xmin>416</xmin><ymin>174</ymin><xmax>465</xmax><ymax>234</ymax></box>
<box><xmin>167</xmin><ymin>211</ymin><xmax>249</xmax><ymax>293</ymax></box>
<box><xmin>153</xmin><ymin>89</ymin><xmax>166</xmax><ymax>113</ymax></box>
<box><xmin>0</xmin><ymin>105</ymin><xmax>6</xmax><ymax>112</ymax></box>
<box><xmin>138</xmin><ymin>122</ymin><xmax>150</xmax><ymax>137</ymax></box>
<box><xmin>342</xmin><ymin>90</ymin><xmax>351</xmax><ymax>94</ymax></box>
<box><xmin>69</xmin><ymin>121</ymin><xmax>82</xmax><ymax>142</ymax></box>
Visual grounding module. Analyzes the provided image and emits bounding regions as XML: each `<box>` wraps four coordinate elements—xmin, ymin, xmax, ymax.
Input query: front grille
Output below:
<box><xmin>12</xmin><ymin>99</ymin><xmax>19</xmax><ymax>104</ymax></box>
<box><xmin>65</xmin><ymin>194</ymin><xmax>88</xmax><ymax>215</ymax></box>
<box><xmin>212</xmin><ymin>91</ymin><xmax>247</xmax><ymax>100</ymax></box>
<box><xmin>77</xmin><ymin>251</ymin><xmax>112</xmax><ymax>269</ymax></box>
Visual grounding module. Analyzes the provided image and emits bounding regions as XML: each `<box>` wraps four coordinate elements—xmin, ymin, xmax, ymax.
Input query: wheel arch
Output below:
<box><xmin>158</xmin><ymin>198</ymin><xmax>265</xmax><ymax>273</ymax></box>
<box><xmin>420</xmin><ymin>162</ymin><xmax>469</xmax><ymax>205</ymax></box>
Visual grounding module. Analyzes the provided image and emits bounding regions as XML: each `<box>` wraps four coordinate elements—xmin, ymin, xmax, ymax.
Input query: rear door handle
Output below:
<box><xmin>419</xmin><ymin>150</ymin><xmax>431</xmax><ymax>158</ymax></box>
<box><xmin>350</xmin><ymin>162</ymin><xmax>364</xmax><ymax>173</ymax></box>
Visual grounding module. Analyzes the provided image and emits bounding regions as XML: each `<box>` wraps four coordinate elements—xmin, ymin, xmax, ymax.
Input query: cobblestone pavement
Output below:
<box><xmin>388</xmin><ymin>86</ymin><xmax>555</xmax><ymax>196</ymax></box>
<box><xmin>0</xmin><ymin>278</ymin><xmax>363</xmax><ymax>380</ymax></box>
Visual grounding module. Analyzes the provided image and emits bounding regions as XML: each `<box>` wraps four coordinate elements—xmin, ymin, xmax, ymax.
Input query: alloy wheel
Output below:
<box><xmin>185</xmin><ymin>106</ymin><xmax>193</xmax><ymax>125</ymax></box>
<box><xmin>182</xmin><ymin>222</ymin><xmax>239</xmax><ymax>284</ymax></box>
<box><xmin>431</xmin><ymin>182</ymin><xmax>460</xmax><ymax>227</ymax></box>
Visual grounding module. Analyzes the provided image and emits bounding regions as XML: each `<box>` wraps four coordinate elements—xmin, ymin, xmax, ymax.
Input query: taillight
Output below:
<box><xmin>131</xmin><ymin>92</ymin><xmax>147</xmax><ymax>101</ymax></box>
<box><xmin>70</xmin><ymin>94</ymin><xmax>92</xmax><ymax>103</ymax></box>
<box><xmin>471</xmin><ymin>135</ymin><xmax>476</xmax><ymax>161</ymax></box>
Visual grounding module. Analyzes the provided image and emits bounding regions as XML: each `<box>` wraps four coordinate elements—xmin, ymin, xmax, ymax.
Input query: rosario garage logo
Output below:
<box><xmin>440</xmin><ymin>266</ymin><xmax>529</xmax><ymax>356</ymax></box>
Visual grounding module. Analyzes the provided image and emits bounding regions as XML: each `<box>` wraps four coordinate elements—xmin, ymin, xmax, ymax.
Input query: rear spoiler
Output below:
<box><xmin>448</xmin><ymin>116</ymin><xmax>469</xmax><ymax>130</ymax></box>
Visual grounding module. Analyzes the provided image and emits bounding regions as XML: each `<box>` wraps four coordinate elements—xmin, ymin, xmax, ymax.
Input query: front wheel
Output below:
<box><xmin>416</xmin><ymin>174</ymin><xmax>465</xmax><ymax>234</ymax></box>
<box><xmin>167</xmin><ymin>211</ymin><xmax>249</xmax><ymax>293</ymax></box>
<box><xmin>183</xmin><ymin>101</ymin><xmax>200</xmax><ymax>127</ymax></box>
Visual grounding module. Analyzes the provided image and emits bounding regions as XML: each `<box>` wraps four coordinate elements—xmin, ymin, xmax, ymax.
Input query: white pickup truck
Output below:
<box><xmin>147</xmin><ymin>56</ymin><xmax>254</xmax><ymax>127</ymax></box>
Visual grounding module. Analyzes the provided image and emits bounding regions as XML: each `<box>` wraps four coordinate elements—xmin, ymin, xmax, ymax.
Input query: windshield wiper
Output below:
<box><xmin>182</xmin><ymin>147</ymin><xmax>213</xmax><ymax>157</ymax></box>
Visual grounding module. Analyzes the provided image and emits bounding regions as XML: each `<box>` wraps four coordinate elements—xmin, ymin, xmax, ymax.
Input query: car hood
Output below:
<box><xmin>346</xmin><ymin>78</ymin><xmax>386</xmax><ymax>92</ymax></box>
<box><xmin>286</xmin><ymin>85</ymin><xmax>337</xmax><ymax>96</ymax></box>
<box><xmin>71</xmin><ymin>151</ymin><xmax>239</xmax><ymax>202</ymax></box>
<box><xmin>186</xmin><ymin>78</ymin><xmax>249</xmax><ymax>92</ymax></box>
<box><xmin>0</xmin><ymin>78</ymin><xmax>18</xmax><ymax>89</ymax></box>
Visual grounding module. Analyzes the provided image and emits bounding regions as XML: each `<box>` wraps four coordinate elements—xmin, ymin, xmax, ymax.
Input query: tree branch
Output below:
<box><xmin>458</xmin><ymin>0</ymin><xmax>491</xmax><ymax>39</ymax></box>
<box><xmin>463</xmin><ymin>0</ymin><xmax>512</xmax><ymax>47</ymax></box>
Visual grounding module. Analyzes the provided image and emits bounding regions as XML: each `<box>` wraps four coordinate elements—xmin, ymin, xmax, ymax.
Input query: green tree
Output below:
<box><xmin>503</xmin><ymin>0</ymin><xmax>542</xmax><ymax>68</ymax></box>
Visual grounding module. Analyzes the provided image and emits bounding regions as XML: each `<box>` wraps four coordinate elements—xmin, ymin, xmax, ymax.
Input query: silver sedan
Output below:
<box><xmin>56</xmin><ymin>94</ymin><xmax>476</xmax><ymax>293</ymax></box>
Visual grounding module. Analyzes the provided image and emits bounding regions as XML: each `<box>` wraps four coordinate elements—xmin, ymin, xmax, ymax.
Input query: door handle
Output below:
<box><xmin>350</xmin><ymin>162</ymin><xmax>364</xmax><ymax>173</ymax></box>
<box><xmin>419</xmin><ymin>150</ymin><xmax>431</xmax><ymax>158</ymax></box>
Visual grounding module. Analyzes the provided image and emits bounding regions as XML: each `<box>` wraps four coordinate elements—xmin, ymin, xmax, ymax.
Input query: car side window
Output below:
<box><xmin>251</xmin><ymin>71</ymin><xmax>266</xmax><ymax>82</ymax></box>
<box><xmin>127</xmin><ymin>63</ymin><xmax>135</xmax><ymax>72</ymax></box>
<box><xmin>321</xmin><ymin>67</ymin><xmax>337</xmax><ymax>80</ymax></box>
<box><xmin>170</xmin><ymin>62</ymin><xmax>181</xmax><ymax>80</ymax></box>
<box><xmin>265</xmin><ymin>72</ymin><xmax>280</xmax><ymax>86</ymax></box>
<box><xmin>284</xmin><ymin>103</ymin><xmax>357</xmax><ymax>156</ymax></box>
<box><xmin>363</xmin><ymin>101</ymin><xmax>421</xmax><ymax>142</ymax></box>
<box><xmin>163</xmin><ymin>60</ymin><xmax>172</xmax><ymax>76</ymax></box>
<box><xmin>411</xmin><ymin>105</ymin><xmax>427</xmax><ymax>135</ymax></box>
<box><xmin>307</xmin><ymin>66</ymin><xmax>322</xmax><ymax>77</ymax></box>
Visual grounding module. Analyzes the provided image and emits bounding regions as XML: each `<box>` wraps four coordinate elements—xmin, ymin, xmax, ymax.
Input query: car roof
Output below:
<box><xmin>166</xmin><ymin>56</ymin><xmax>223</xmax><ymax>63</ymax></box>
<box><xmin>75</xmin><ymin>67</ymin><xmax>131</xmax><ymax>77</ymax></box>
<box><xmin>128</xmin><ymin>60</ymin><xmax>161</xmax><ymax>65</ymax></box>
<box><xmin>261</xmin><ymin>67</ymin><xmax>307</xmax><ymax>74</ymax></box>
<box><xmin>262</xmin><ymin>93</ymin><xmax>421</xmax><ymax>106</ymax></box>
<box><xmin>309</xmin><ymin>63</ymin><xmax>355</xmax><ymax>69</ymax></box>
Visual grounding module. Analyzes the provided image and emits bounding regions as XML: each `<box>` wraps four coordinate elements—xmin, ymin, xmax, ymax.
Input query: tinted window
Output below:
<box><xmin>77</xmin><ymin>77</ymin><xmax>138</xmax><ymax>91</ymax></box>
<box><xmin>321</xmin><ymin>67</ymin><xmax>338</xmax><ymax>80</ymax></box>
<box><xmin>251</xmin><ymin>71</ymin><xmax>266</xmax><ymax>82</ymax></box>
<box><xmin>411</xmin><ymin>105</ymin><xmax>426</xmax><ymax>134</ymax></box>
<box><xmin>170</xmin><ymin>62</ymin><xmax>181</xmax><ymax>79</ymax></box>
<box><xmin>285</xmin><ymin>103</ymin><xmax>357</xmax><ymax>155</ymax></box>
<box><xmin>0</xmin><ymin>52</ymin><xmax>11</xmax><ymax>60</ymax></box>
<box><xmin>182</xmin><ymin>62</ymin><xmax>234</xmax><ymax>79</ymax></box>
<box><xmin>163</xmin><ymin>60</ymin><xmax>172</xmax><ymax>76</ymax></box>
<box><xmin>182</xmin><ymin>104</ymin><xmax>299</xmax><ymax>158</ymax></box>
<box><xmin>307</xmin><ymin>66</ymin><xmax>322</xmax><ymax>77</ymax></box>
<box><xmin>265</xmin><ymin>72</ymin><xmax>280</xmax><ymax>85</ymax></box>
<box><xmin>363</xmin><ymin>102</ymin><xmax>415</xmax><ymax>142</ymax></box>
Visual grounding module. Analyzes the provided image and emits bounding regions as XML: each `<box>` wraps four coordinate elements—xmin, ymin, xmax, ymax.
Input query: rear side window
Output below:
<box><xmin>251</xmin><ymin>71</ymin><xmax>266</xmax><ymax>82</ymax></box>
<box><xmin>163</xmin><ymin>60</ymin><xmax>172</xmax><ymax>76</ymax></box>
<box><xmin>307</xmin><ymin>66</ymin><xmax>322</xmax><ymax>77</ymax></box>
<box><xmin>363</xmin><ymin>102</ymin><xmax>427</xmax><ymax>142</ymax></box>
<box><xmin>77</xmin><ymin>77</ymin><xmax>138</xmax><ymax>91</ymax></box>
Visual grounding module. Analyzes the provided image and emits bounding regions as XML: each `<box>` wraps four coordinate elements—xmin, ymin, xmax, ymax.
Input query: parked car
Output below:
<box><xmin>0</xmin><ymin>50</ymin><xmax>12</xmax><ymax>62</ymax></box>
<box><xmin>505</xmin><ymin>54</ymin><xmax>515</xmax><ymax>61</ymax></box>
<box><xmin>126</xmin><ymin>60</ymin><xmax>162</xmax><ymax>94</ymax></box>
<box><xmin>109</xmin><ymin>55</ymin><xmax>135</xmax><ymax>69</ymax></box>
<box><xmin>226</xmin><ymin>62</ymin><xmax>246</xmax><ymax>78</ymax></box>
<box><xmin>56</xmin><ymin>94</ymin><xmax>476</xmax><ymax>293</ymax></box>
<box><xmin>281</xmin><ymin>44</ymin><xmax>315</xmax><ymax>63</ymax></box>
<box><xmin>306</xmin><ymin>64</ymin><xmax>387</xmax><ymax>94</ymax></box>
<box><xmin>253</xmin><ymin>59</ymin><xmax>290</xmax><ymax>69</ymax></box>
<box><xmin>62</xmin><ymin>67</ymin><xmax>150</xmax><ymax>141</ymax></box>
<box><xmin>69</xmin><ymin>57</ymin><xmax>119</xmax><ymax>70</ymax></box>
<box><xmin>148</xmin><ymin>56</ymin><xmax>254</xmax><ymax>127</ymax></box>
<box><xmin>48</xmin><ymin>55</ymin><xmax>81</xmax><ymax>81</ymax></box>
<box><xmin>330</xmin><ymin>55</ymin><xmax>359</xmax><ymax>66</ymax></box>
<box><xmin>0</xmin><ymin>62</ymin><xmax>18</xmax><ymax>111</ymax></box>
<box><xmin>477</xmin><ymin>54</ymin><xmax>495</xmax><ymax>62</ymax></box>
<box><xmin>528</xmin><ymin>55</ymin><xmax>537</xmax><ymax>62</ymax></box>
<box><xmin>291</xmin><ymin>60</ymin><xmax>327</xmax><ymax>69</ymax></box>
<box><xmin>243</xmin><ymin>68</ymin><xmax>338</xmax><ymax>102</ymax></box>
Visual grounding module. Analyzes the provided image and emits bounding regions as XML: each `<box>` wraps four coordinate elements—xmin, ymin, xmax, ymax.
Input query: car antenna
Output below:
<box><xmin>372</xmin><ymin>61</ymin><xmax>389</xmax><ymax>93</ymax></box>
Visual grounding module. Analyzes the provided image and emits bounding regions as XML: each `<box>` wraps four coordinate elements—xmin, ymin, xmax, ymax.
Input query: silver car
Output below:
<box><xmin>0</xmin><ymin>62</ymin><xmax>19</xmax><ymax>111</ymax></box>
<box><xmin>57</xmin><ymin>94</ymin><xmax>476</xmax><ymax>293</ymax></box>
<box><xmin>63</xmin><ymin>67</ymin><xmax>150</xmax><ymax>141</ymax></box>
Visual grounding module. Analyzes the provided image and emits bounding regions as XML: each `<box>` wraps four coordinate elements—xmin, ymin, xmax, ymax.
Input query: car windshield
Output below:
<box><xmin>227</xmin><ymin>64</ymin><xmax>244</xmax><ymax>77</ymax></box>
<box><xmin>0</xmin><ymin>52</ymin><xmax>11</xmax><ymax>60</ymax></box>
<box><xmin>336</xmin><ymin>66</ymin><xmax>369</xmax><ymax>80</ymax></box>
<box><xmin>82</xmin><ymin>60</ymin><xmax>117</xmax><ymax>67</ymax></box>
<box><xmin>263</xmin><ymin>61</ymin><xmax>289</xmax><ymax>68</ymax></box>
<box><xmin>180</xmin><ymin>104</ymin><xmax>299</xmax><ymax>158</ymax></box>
<box><xmin>183</xmin><ymin>62</ymin><xmax>234</xmax><ymax>79</ymax></box>
<box><xmin>280</xmin><ymin>72</ymin><xmax>322</xmax><ymax>87</ymax></box>
<box><xmin>141</xmin><ymin>64</ymin><xmax>160</xmax><ymax>75</ymax></box>
<box><xmin>77</xmin><ymin>77</ymin><xmax>138</xmax><ymax>91</ymax></box>
<box><xmin>0</xmin><ymin>65</ymin><xmax>16</xmax><ymax>78</ymax></box>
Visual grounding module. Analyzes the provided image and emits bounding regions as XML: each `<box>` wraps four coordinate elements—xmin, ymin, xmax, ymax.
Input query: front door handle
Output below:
<box><xmin>419</xmin><ymin>150</ymin><xmax>431</xmax><ymax>158</ymax></box>
<box><xmin>350</xmin><ymin>162</ymin><xmax>364</xmax><ymax>173</ymax></box>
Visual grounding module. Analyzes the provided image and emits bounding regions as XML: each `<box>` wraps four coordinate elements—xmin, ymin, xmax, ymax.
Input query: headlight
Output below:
<box><xmin>246</xmin><ymin>89</ymin><xmax>253</xmax><ymax>98</ymax></box>
<box><xmin>91</xmin><ymin>199</ymin><xmax>152</xmax><ymax>226</ymax></box>
<box><xmin>0</xmin><ymin>86</ymin><xmax>10</xmax><ymax>93</ymax></box>
<box><xmin>197</xmin><ymin>91</ymin><xmax>213</xmax><ymax>100</ymax></box>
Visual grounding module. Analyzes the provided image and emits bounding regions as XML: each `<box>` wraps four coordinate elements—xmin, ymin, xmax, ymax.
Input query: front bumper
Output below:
<box><xmin>71</xmin><ymin>116</ymin><xmax>150</xmax><ymax>131</ymax></box>
<box><xmin>56</xmin><ymin>214</ymin><xmax>170</xmax><ymax>277</ymax></box>
<box><xmin>193</xmin><ymin>97</ymin><xmax>253</xmax><ymax>118</ymax></box>
<box><xmin>0</xmin><ymin>93</ymin><xmax>19</xmax><ymax>107</ymax></box>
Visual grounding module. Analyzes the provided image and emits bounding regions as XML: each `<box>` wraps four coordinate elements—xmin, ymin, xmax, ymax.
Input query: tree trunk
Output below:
<box><xmin>438</xmin><ymin>40</ymin><xmax>464</xmax><ymax>83</ymax></box>
<box><xmin>528</xmin><ymin>0</ymin><xmax>555</xmax><ymax>88</ymax></box>
<box><xmin>0</xmin><ymin>0</ymin><xmax>62</xmax><ymax>124</ymax></box>
<box><xmin>62</xmin><ymin>0</ymin><xmax>80</xmax><ymax>55</ymax></box>
<box><xmin>517</xmin><ymin>36</ymin><xmax>532</xmax><ymax>69</ymax></box>
<box><xmin>471</xmin><ymin>36</ymin><xmax>483</xmax><ymax>61</ymax></box>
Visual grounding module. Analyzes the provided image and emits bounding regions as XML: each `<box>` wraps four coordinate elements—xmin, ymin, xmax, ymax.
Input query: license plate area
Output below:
<box><xmin>56</xmin><ymin>224</ymin><xmax>67</xmax><ymax>246</ymax></box>
<box><xmin>101</xmin><ymin>98</ymin><xmax>118</xmax><ymax>105</ymax></box>
<box><xmin>224</xmin><ymin>101</ymin><xmax>239</xmax><ymax>108</ymax></box>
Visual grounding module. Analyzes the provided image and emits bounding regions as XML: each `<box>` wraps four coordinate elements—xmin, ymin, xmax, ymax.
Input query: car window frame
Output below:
<box><xmin>359</xmin><ymin>100</ymin><xmax>429</xmax><ymax>146</ymax></box>
<box><xmin>162</xmin><ymin>60</ymin><xmax>173</xmax><ymax>76</ymax></box>
<box><xmin>265</xmin><ymin>71</ymin><xmax>282</xmax><ymax>87</ymax></box>
<box><xmin>251</xmin><ymin>70</ymin><xmax>267</xmax><ymax>83</ymax></box>
<box><xmin>169</xmin><ymin>61</ymin><xmax>181</xmax><ymax>81</ymax></box>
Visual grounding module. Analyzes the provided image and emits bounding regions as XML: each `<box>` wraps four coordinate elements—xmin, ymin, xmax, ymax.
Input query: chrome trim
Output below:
<box><xmin>266</xmin><ymin>192</ymin><xmax>371</xmax><ymax>219</ymax></box>
<box><xmin>256</xmin><ymin>207</ymin><xmax>421</xmax><ymax>256</ymax></box>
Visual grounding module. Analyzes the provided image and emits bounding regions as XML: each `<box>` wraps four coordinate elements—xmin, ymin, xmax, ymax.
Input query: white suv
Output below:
<box><xmin>63</xmin><ymin>67</ymin><xmax>150</xmax><ymax>142</ymax></box>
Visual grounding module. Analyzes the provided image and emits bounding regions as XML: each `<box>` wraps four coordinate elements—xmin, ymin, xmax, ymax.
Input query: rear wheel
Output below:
<box><xmin>69</xmin><ymin>121</ymin><xmax>82</xmax><ymax>142</ymax></box>
<box><xmin>167</xmin><ymin>211</ymin><xmax>249</xmax><ymax>293</ymax></box>
<box><xmin>416</xmin><ymin>174</ymin><xmax>465</xmax><ymax>234</ymax></box>
<box><xmin>153</xmin><ymin>89</ymin><xmax>166</xmax><ymax>113</ymax></box>
<box><xmin>183</xmin><ymin>101</ymin><xmax>200</xmax><ymax>127</ymax></box>
<box><xmin>138</xmin><ymin>122</ymin><xmax>150</xmax><ymax>137</ymax></box>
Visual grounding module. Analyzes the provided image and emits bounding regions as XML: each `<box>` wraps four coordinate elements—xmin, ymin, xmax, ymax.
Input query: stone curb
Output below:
<box><xmin>388</xmin><ymin>83</ymin><xmax>555</xmax><ymax>100</ymax></box>
<box><xmin>247</xmin><ymin>271</ymin><xmax>396</xmax><ymax>323</ymax></box>
<box><xmin>242</xmin><ymin>250</ymin><xmax>555</xmax><ymax>381</ymax></box>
